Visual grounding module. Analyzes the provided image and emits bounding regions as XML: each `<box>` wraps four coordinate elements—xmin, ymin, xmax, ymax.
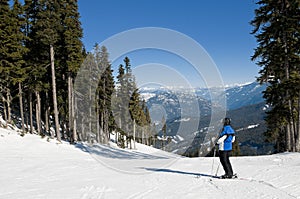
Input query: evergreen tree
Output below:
<box><xmin>0</xmin><ymin>0</ymin><xmax>13</xmax><ymax>125</ymax></box>
<box><xmin>30</xmin><ymin>0</ymin><xmax>62</xmax><ymax>140</ymax></box>
<box><xmin>58</xmin><ymin>0</ymin><xmax>84</xmax><ymax>142</ymax></box>
<box><xmin>94</xmin><ymin>45</ymin><xmax>115</xmax><ymax>144</ymax></box>
<box><xmin>113</xmin><ymin>63</ymin><xmax>127</xmax><ymax>147</ymax></box>
<box><xmin>74</xmin><ymin>52</ymin><xmax>98</xmax><ymax>142</ymax></box>
<box><xmin>25</xmin><ymin>0</ymin><xmax>52</xmax><ymax>135</ymax></box>
<box><xmin>113</xmin><ymin>56</ymin><xmax>151</xmax><ymax>148</ymax></box>
<box><xmin>142</xmin><ymin>100</ymin><xmax>152</xmax><ymax>145</ymax></box>
<box><xmin>251</xmin><ymin>0</ymin><xmax>300</xmax><ymax>152</ymax></box>
<box><xmin>10</xmin><ymin>0</ymin><xmax>29</xmax><ymax>133</ymax></box>
<box><xmin>129</xmin><ymin>88</ymin><xmax>142</xmax><ymax>148</ymax></box>
<box><xmin>232</xmin><ymin>138</ymin><xmax>241</xmax><ymax>156</ymax></box>
<box><xmin>0</xmin><ymin>0</ymin><xmax>28</xmax><ymax>129</ymax></box>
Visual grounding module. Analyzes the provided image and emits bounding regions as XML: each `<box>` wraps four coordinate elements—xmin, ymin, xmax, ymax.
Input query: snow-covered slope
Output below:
<box><xmin>225</xmin><ymin>82</ymin><xmax>266</xmax><ymax>110</ymax></box>
<box><xmin>0</xmin><ymin>128</ymin><xmax>299</xmax><ymax>199</ymax></box>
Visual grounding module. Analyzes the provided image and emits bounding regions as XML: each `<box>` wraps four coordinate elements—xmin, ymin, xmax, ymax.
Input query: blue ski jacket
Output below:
<box><xmin>217</xmin><ymin>125</ymin><xmax>235</xmax><ymax>151</ymax></box>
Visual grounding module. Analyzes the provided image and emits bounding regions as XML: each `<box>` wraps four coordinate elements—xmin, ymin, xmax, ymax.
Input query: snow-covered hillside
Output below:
<box><xmin>225</xmin><ymin>82</ymin><xmax>266</xmax><ymax>110</ymax></box>
<box><xmin>0</xmin><ymin>127</ymin><xmax>299</xmax><ymax>199</ymax></box>
<box><xmin>140</xmin><ymin>82</ymin><xmax>266</xmax><ymax>112</ymax></box>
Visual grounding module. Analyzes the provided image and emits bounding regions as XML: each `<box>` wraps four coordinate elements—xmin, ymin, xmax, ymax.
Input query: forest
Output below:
<box><xmin>0</xmin><ymin>0</ymin><xmax>154</xmax><ymax>148</ymax></box>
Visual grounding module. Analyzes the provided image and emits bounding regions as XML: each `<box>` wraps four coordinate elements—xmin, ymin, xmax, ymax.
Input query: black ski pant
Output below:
<box><xmin>219</xmin><ymin>150</ymin><xmax>233</xmax><ymax>176</ymax></box>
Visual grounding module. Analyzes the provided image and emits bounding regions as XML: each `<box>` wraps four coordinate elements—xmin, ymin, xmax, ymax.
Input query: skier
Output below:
<box><xmin>216</xmin><ymin>117</ymin><xmax>236</xmax><ymax>179</ymax></box>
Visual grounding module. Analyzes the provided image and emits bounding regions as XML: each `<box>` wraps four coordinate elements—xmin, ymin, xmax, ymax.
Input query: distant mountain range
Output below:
<box><xmin>140</xmin><ymin>82</ymin><xmax>273</xmax><ymax>156</ymax></box>
<box><xmin>224</xmin><ymin>82</ymin><xmax>267</xmax><ymax>110</ymax></box>
<box><xmin>140</xmin><ymin>82</ymin><xmax>266</xmax><ymax>123</ymax></box>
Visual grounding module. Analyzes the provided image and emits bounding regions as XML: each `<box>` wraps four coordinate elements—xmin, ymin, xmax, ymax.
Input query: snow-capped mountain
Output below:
<box><xmin>139</xmin><ymin>82</ymin><xmax>266</xmax><ymax>130</ymax></box>
<box><xmin>141</xmin><ymin>82</ymin><xmax>266</xmax><ymax>112</ymax></box>
<box><xmin>139</xmin><ymin>82</ymin><xmax>270</xmax><ymax>156</ymax></box>
<box><xmin>225</xmin><ymin>82</ymin><xmax>266</xmax><ymax>110</ymax></box>
<box><xmin>140</xmin><ymin>88</ymin><xmax>213</xmax><ymax>125</ymax></box>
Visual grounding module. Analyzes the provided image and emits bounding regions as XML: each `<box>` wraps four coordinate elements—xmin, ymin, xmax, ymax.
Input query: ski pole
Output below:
<box><xmin>211</xmin><ymin>147</ymin><xmax>216</xmax><ymax>176</ymax></box>
<box><xmin>215</xmin><ymin>161</ymin><xmax>220</xmax><ymax>176</ymax></box>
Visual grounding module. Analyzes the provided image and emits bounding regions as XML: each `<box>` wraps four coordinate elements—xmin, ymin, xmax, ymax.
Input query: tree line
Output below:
<box><xmin>251</xmin><ymin>0</ymin><xmax>300</xmax><ymax>152</ymax></box>
<box><xmin>0</xmin><ymin>0</ymin><xmax>155</xmax><ymax>148</ymax></box>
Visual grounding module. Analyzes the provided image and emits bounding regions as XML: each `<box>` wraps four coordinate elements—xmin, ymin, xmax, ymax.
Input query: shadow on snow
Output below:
<box><xmin>143</xmin><ymin>167</ymin><xmax>216</xmax><ymax>178</ymax></box>
<box><xmin>74</xmin><ymin>143</ymin><xmax>169</xmax><ymax>160</ymax></box>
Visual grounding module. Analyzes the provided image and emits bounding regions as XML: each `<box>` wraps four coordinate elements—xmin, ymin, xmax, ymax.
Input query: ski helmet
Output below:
<box><xmin>224</xmin><ymin>117</ymin><xmax>231</xmax><ymax>126</ymax></box>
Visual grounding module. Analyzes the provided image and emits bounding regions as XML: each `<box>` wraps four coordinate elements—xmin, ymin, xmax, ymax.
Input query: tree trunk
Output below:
<box><xmin>81</xmin><ymin>117</ymin><xmax>85</xmax><ymax>141</ymax></box>
<box><xmin>101</xmin><ymin>112</ymin><xmax>104</xmax><ymax>143</ymax></box>
<box><xmin>89</xmin><ymin>72</ymin><xmax>92</xmax><ymax>138</ymax></box>
<box><xmin>72</xmin><ymin>86</ymin><xmax>77</xmax><ymax>142</ymax></box>
<box><xmin>29</xmin><ymin>92</ymin><xmax>34</xmax><ymax>133</ymax></box>
<box><xmin>96</xmin><ymin>94</ymin><xmax>100</xmax><ymax>143</ymax></box>
<box><xmin>2</xmin><ymin>96</ymin><xmax>7</xmax><ymax>128</ymax></box>
<box><xmin>133</xmin><ymin>119</ymin><xmax>136</xmax><ymax>149</ymax></box>
<box><xmin>115</xmin><ymin>131</ymin><xmax>118</xmax><ymax>144</ymax></box>
<box><xmin>142</xmin><ymin>129</ymin><xmax>145</xmax><ymax>145</ymax></box>
<box><xmin>6</xmin><ymin>87</ymin><xmax>11</xmax><ymax>124</ymax></box>
<box><xmin>96</xmin><ymin>112</ymin><xmax>100</xmax><ymax>143</ymax></box>
<box><xmin>291</xmin><ymin>107</ymin><xmax>296</xmax><ymax>152</ymax></box>
<box><xmin>296</xmin><ymin>96</ymin><xmax>300</xmax><ymax>151</ymax></box>
<box><xmin>35</xmin><ymin>91</ymin><xmax>41</xmax><ymax>135</ymax></box>
<box><xmin>103</xmin><ymin>78</ymin><xmax>109</xmax><ymax>145</ymax></box>
<box><xmin>24</xmin><ymin>98</ymin><xmax>29</xmax><ymax>132</ymax></box>
<box><xmin>68</xmin><ymin>75</ymin><xmax>73</xmax><ymax>142</ymax></box>
<box><xmin>119</xmin><ymin>117</ymin><xmax>122</xmax><ymax>145</ymax></box>
<box><xmin>45</xmin><ymin>92</ymin><xmax>50</xmax><ymax>135</ymax></box>
<box><xmin>104</xmin><ymin>109</ymin><xmax>109</xmax><ymax>144</ymax></box>
<box><xmin>283</xmin><ymin>28</ymin><xmax>292</xmax><ymax>151</ymax></box>
<box><xmin>50</xmin><ymin>45</ymin><xmax>61</xmax><ymax>142</ymax></box>
<box><xmin>18</xmin><ymin>82</ymin><xmax>25</xmax><ymax>133</ymax></box>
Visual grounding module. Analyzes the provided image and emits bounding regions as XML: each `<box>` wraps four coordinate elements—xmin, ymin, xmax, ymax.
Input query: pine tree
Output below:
<box><xmin>251</xmin><ymin>0</ymin><xmax>300</xmax><ymax>152</ymax></box>
<box><xmin>129</xmin><ymin>88</ymin><xmax>142</xmax><ymax>148</ymax></box>
<box><xmin>74</xmin><ymin>52</ymin><xmax>97</xmax><ymax>142</ymax></box>
<box><xmin>232</xmin><ymin>138</ymin><xmax>241</xmax><ymax>156</ymax></box>
<box><xmin>10</xmin><ymin>0</ymin><xmax>29</xmax><ymax>133</ymax></box>
<box><xmin>0</xmin><ymin>0</ymin><xmax>13</xmax><ymax>125</ymax></box>
<box><xmin>94</xmin><ymin>45</ymin><xmax>115</xmax><ymax>144</ymax></box>
<box><xmin>0</xmin><ymin>0</ymin><xmax>28</xmax><ymax>130</ymax></box>
<box><xmin>23</xmin><ymin>0</ymin><xmax>44</xmax><ymax>134</ymax></box>
<box><xmin>31</xmin><ymin>0</ymin><xmax>62</xmax><ymax>140</ymax></box>
<box><xmin>59</xmin><ymin>0</ymin><xmax>84</xmax><ymax>143</ymax></box>
<box><xmin>114</xmin><ymin>61</ymin><xmax>131</xmax><ymax>147</ymax></box>
<box><xmin>114</xmin><ymin>56</ymin><xmax>150</xmax><ymax>148</ymax></box>
<box><xmin>142</xmin><ymin>100</ymin><xmax>152</xmax><ymax>145</ymax></box>
<box><xmin>113</xmin><ymin>63</ymin><xmax>127</xmax><ymax>147</ymax></box>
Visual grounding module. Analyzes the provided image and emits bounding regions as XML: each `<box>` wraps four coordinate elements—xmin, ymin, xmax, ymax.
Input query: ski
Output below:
<box><xmin>215</xmin><ymin>174</ymin><xmax>238</xmax><ymax>179</ymax></box>
<box><xmin>195</xmin><ymin>173</ymin><xmax>245</xmax><ymax>180</ymax></box>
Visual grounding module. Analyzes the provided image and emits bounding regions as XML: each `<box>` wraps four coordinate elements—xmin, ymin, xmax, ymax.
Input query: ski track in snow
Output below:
<box><xmin>208</xmin><ymin>177</ymin><xmax>297</xmax><ymax>199</ymax></box>
<box><xmin>80</xmin><ymin>186</ymin><xmax>115</xmax><ymax>199</ymax></box>
<box><xmin>127</xmin><ymin>188</ymin><xmax>158</xmax><ymax>199</ymax></box>
<box><xmin>0</xmin><ymin>128</ymin><xmax>300</xmax><ymax>199</ymax></box>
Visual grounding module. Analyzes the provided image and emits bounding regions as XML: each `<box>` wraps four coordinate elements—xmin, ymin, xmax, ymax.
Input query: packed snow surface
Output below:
<box><xmin>0</xmin><ymin>127</ymin><xmax>299</xmax><ymax>199</ymax></box>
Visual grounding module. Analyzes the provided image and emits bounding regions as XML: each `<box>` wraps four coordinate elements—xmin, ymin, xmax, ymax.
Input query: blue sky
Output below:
<box><xmin>78</xmin><ymin>0</ymin><xmax>259</xmax><ymax>87</ymax></box>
